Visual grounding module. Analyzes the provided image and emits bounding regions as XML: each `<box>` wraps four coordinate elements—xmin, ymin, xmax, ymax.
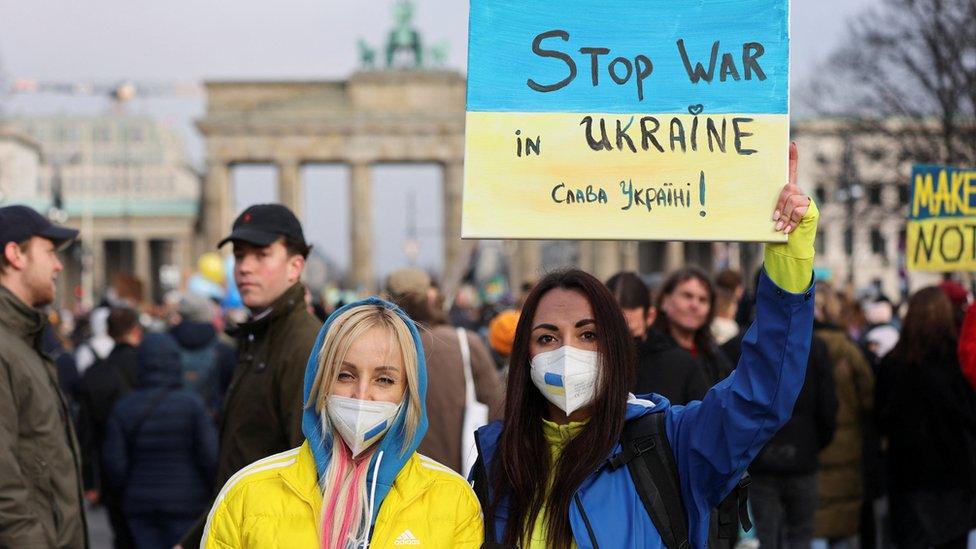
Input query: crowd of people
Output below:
<box><xmin>1</xmin><ymin>144</ymin><xmax>975</xmax><ymax>549</ymax></box>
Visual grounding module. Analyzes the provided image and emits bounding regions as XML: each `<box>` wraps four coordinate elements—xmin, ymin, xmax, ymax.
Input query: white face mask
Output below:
<box><xmin>325</xmin><ymin>395</ymin><xmax>402</xmax><ymax>457</ymax></box>
<box><xmin>530</xmin><ymin>345</ymin><xmax>600</xmax><ymax>416</ymax></box>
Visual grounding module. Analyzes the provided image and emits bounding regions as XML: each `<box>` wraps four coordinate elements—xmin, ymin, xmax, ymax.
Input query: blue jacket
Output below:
<box><xmin>102</xmin><ymin>333</ymin><xmax>218</xmax><ymax>516</ymax></box>
<box><xmin>475</xmin><ymin>271</ymin><xmax>815</xmax><ymax>548</ymax></box>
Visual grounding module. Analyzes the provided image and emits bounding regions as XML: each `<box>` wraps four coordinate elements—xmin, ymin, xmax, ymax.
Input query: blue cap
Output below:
<box><xmin>0</xmin><ymin>205</ymin><xmax>78</xmax><ymax>248</ymax></box>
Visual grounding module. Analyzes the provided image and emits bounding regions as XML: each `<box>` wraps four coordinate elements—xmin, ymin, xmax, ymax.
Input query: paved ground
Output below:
<box><xmin>85</xmin><ymin>504</ymin><xmax>113</xmax><ymax>548</ymax></box>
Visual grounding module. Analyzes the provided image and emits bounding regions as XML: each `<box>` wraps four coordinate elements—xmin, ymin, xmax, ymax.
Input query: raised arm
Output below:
<box><xmin>664</xmin><ymin>142</ymin><xmax>818</xmax><ymax>546</ymax></box>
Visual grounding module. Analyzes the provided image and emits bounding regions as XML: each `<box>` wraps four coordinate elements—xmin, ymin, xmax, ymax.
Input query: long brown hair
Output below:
<box><xmin>891</xmin><ymin>286</ymin><xmax>959</xmax><ymax>367</ymax></box>
<box><xmin>654</xmin><ymin>267</ymin><xmax>718</xmax><ymax>359</ymax></box>
<box><xmin>490</xmin><ymin>269</ymin><xmax>634</xmax><ymax>549</ymax></box>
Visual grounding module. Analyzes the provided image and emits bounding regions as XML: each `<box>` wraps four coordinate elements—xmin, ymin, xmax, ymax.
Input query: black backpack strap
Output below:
<box><xmin>470</xmin><ymin>437</ymin><xmax>517</xmax><ymax>549</ymax></box>
<box><xmin>471</xmin><ymin>455</ymin><xmax>492</xmax><ymax>538</ymax></box>
<box><xmin>716</xmin><ymin>473</ymin><xmax>752</xmax><ymax>538</ymax></box>
<box><xmin>609</xmin><ymin>412</ymin><xmax>690</xmax><ymax>549</ymax></box>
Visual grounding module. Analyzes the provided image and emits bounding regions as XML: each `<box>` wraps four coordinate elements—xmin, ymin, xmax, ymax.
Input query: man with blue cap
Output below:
<box><xmin>0</xmin><ymin>205</ymin><xmax>87</xmax><ymax>548</ymax></box>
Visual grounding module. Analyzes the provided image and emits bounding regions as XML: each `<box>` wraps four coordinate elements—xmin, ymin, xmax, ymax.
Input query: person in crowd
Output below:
<box><xmin>714</xmin><ymin>269</ymin><xmax>744</xmax><ymax>297</ymax></box>
<box><xmin>712</xmin><ymin>269</ymin><xmax>749</xmax><ymax>342</ymax></box>
<box><xmin>385</xmin><ymin>267</ymin><xmax>502</xmax><ymax>473</ymax></box>
<box><xmin>711</xmin><ymin>287</ymin><xmax>740</xmax><ymax>348</ymax></box>
<box><xmin>655</xmin><ymin>267</ymin><xmax>735</xmax><ymax>387</ymax></box>
<box><xmin>450</xmin><ymin>283</ymin><xmax>483</xmax><ymax>332</ymax></box>
<box><xmin>938</xmin><ymin>278</ymin><xmax>970</xmax><ymax>329</ymax></box>
<box><xmin>605</xmin><ymin>271</ymin><xmax>707</xmax><ymax>404</ymax></box>
<box><xmin>102</xmin><ymin>333</ymin><xmax>218</xmax><ymax>549</ymax></box>
<box><xmin>749</xmin><ymin>334</ymin><xmax>838</xmax><ymax>549</ymax></box>
<box><xmin>76</xmin><ymin>306</ymin><xmax>142</xmax><ymax>548</ymax></box>
<box><xmin>202</xmin><ymin>299</ymin><xmax>483</xmax><ymax>547</ymax></box>
<box><xmin>959</xmin><ymin>302</ymin><xmax>976</xmax><ymax>390</ymax></box>
<box><xmin>860</xmin><ymin>297</ymin><xmax>900</xmax><ymax>366</ymax></box>
<box><xmin>837</xmin><ymin>291</ymin><xmax>871</xmax><ymax>344</ymax></box>
<box><xmin>169</xmin><ymin>292</ymin><xmax>236</xmax><ymax>417</ymax></box>
<box><xmin>488</xmin><ymin>308</ymin><xmax>520</xmax><ymax>373</ymax></box>
<box><xmin>44</xmin><ymin>314</ymin><xmax>82</xmax><ymax>408</ymax></box>
<box><xmin>471</xmin><ymin>150</ymin><xmax>819</xmax><ymax>548</ymax></box>
<box><xmin>812</xmin><ymin>284</ymin><xmax>875</xmax><ymax>547</ymax></box>
<box><xmin>179</xmin><ymin>204</ymin><xmax>323</xmax><ymax>547</ymax></box>
<box><xmin>0</xmin><ymin>205</ymin><xmax>87</xmax><ymax>548</ymax></box>
<box><xmin>75</xmin><ymin>306</ymin><xmax>114</xmax><ymax>374</ymax></box>
<box><xmin>713</xmin><ymin>285</ymin><xmax>745</xmax><ymax>368</ymax></box>
<box><xmin>877</xmin><ymin>287</ymin><xmax>976</xmax><ymax>549</ymax></box>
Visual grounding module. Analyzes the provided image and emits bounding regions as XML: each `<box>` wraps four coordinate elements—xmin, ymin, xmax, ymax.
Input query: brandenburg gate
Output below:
<box><xmin>196</xmin><ymin>70</ymin><xmax>472</xmax><ymax>289</ymax></box>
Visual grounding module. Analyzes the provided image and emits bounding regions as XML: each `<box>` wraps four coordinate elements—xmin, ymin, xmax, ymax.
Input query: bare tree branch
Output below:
<box><xmin>807</xmin><ymin>0</ymin><xmax>976</xmax><ymax>165</ymax></box>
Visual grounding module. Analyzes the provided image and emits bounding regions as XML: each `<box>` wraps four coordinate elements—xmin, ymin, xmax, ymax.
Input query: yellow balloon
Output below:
<box><xmin>198</xmin><ymin>253</ymin><xmax>225</xmax><ymax>285</ymax></box>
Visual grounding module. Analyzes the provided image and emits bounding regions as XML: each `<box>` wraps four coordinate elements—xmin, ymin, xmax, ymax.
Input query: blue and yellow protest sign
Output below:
<box><xmin>907</xmin><ymin>165</ymin><xmax>976</xmax><ymax>271</ymax></box>
<box><xmin>463</xmin><ymin>0</ymin><xmax>790</xmax><ymax>241</ymax></box>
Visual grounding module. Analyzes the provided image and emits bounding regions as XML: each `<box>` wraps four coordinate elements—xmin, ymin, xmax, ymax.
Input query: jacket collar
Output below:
<box><xmin>0</xmin><ymin>285</ymin><xmax>46</xmax><ymax>346</ymax></box>
<box><xmin>232</xmin><ymin>282</ymin><xmax>306</xmax><ymax>336</ymax></box>
<box><xmin>278</xmin><ymin>442</ymin><xmax>323</xmax><ymax>510</ymax></box>
<box><xmin>278</xmin><ymin>443</ymin><xmax>436</xmax><ymax>517</ymax></box>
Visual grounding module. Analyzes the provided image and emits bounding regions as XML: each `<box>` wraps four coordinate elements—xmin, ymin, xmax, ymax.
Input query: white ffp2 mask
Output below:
<box><xmin>530</xmin><ymin>345</ymin><xmax>600</xmax><ymax>416</ymax></box>
<box><xmin>325</xmin><ymin>395</ymin><xmax>402</xmax><ymax>457</ymax></box>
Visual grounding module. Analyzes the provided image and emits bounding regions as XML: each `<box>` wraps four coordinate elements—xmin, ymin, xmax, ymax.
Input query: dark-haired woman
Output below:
<box><xmin>655</xmin><ymin>267</ymin><xmax>735</xmax><ymax>387</ymax></box>
<box><xmin>472</xmin><ymin>143</ymin><xmax>820</xmax><ymax>548</ymax></box>
<box><xmin>877</xmin><ymin>287</ymin><xmax>976</xmax><ymax>549</ymax></box>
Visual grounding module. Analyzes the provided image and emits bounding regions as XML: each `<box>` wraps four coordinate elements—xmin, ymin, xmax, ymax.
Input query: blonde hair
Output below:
<box><xmin>304</xmin><ymin>303</ymin><xmax>422</xmax><ymax>549</ymax></box>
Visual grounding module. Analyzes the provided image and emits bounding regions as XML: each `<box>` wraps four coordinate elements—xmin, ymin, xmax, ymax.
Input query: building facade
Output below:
<box><xmin>3</xmin><ymin>115</ymin><xmax>200</xmax><ymax>306</ymax></box>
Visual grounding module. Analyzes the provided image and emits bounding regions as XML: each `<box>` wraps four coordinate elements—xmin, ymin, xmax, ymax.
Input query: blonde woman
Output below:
<box><xmin>202</xmin><ymin>298</ymin><xmax>483</xmax><ymax>548</ymax></box>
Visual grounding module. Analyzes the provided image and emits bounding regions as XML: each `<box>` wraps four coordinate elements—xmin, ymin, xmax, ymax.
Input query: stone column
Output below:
<box><xmin>620</xmin><ymin>241</ymin><xmax>639</xmax><ymax>272</ymax></box>
<box><xmin>277</xmin><ymin>159</ymin><xmax>303</xmax><ymax>218</ymax></box>
<box><xmin>442</xmin><ymin>160</ymin><xmax>464</xmax><ymax>278</ymax></box>
<box><xmin>665</xmin><ymin>241</ymin><xmax>685</xmax><ymax>272</ymax></box>
<box><xmin>516</xmin><ymin>241</ymin><xmax>541</xmax><ymax>286</ymax></box>
<box><xmin>577</xmin><ymin>241</ymin><xmax>595</xmax><ymax>273</ymax></box>
<box><xmin>88</xmin><ymin>237</ymin><xmax>105</xmax><ymax>309</ymax></box>
<box><xmin>172</xmin><ymin>234</ymin><xmax>192</xmax><ymax>281</ymax></box>
<box><xmin>134</xmin><ymin>237</ymin><xmax>151</xmax><ymax>287</ymax></box>
<box><xmin>203</xmin><ymin>161</ymin><xmax>232</xmax><ymax>249</ymax></box>
<box><xmin>593</xmin><ymin>241</ymin><xmax>619</xmax><ymax>280</ymax></box>
<box><xmin>726</xmin><ymin>243</ymin><xmax>742</xmax><ymax>271</ymax></box>
<box><xmin>350</xmin><ymin>163</ymin><xmax>374</xmax><ymax>290</ymax></box>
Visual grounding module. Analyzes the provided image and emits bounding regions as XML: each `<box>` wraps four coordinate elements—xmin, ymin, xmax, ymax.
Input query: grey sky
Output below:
<box><xmin>0</xmin><ymin>0</ymin><xmax>879</xmax><ymax>278</ymax></box>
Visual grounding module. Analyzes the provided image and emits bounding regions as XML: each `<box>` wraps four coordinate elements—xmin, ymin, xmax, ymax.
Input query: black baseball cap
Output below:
<box><xmin>218</xmin><ymin>203</ymin><xmax>307</xmax><ymax>249</ymax></box>
<box><xmin>0</xmin><ymin>205</ymin><xmax>79</xmax><ymax>249</ymax></box>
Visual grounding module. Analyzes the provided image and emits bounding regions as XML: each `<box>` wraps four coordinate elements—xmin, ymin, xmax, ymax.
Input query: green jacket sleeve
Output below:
<box><xmin>0</xmin><ymin>358</ymin><xmax>49</xmax><ymax>546</ymax></box>
<box><xmin>763</xmin><ymin>199</ymin><xmax>820</xmax><ymax>293</ymax></box>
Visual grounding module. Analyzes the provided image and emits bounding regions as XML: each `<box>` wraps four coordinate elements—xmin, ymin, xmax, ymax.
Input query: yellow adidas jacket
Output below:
<box><xmin>202</xmin><ymin>441</ymin><xmax>483</xmax><ymax>548</ymax></box>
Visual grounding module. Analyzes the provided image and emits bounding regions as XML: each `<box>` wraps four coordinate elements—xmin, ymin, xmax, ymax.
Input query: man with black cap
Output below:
<box><xmin>0</xmin><ymin>205</ymin><xmax>88</xmax><ymax>548</ymax></box>
<box><xmin>180</xmin><ymin>204</ymin><xmax>322</xmax><ymax>548</ymax></box>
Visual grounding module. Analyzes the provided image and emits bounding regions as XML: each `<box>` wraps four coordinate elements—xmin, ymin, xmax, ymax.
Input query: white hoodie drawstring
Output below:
<box><xmin>362</xmin><ymin>450</ymin><xmax>384</xmax><ymax>549</ymax></box>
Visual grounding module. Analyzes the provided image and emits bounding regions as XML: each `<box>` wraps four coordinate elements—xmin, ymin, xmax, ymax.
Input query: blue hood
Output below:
<box><xmin>137</xmin><ymin>333</ymin><xmax>184</xmax><ymax>389</ymax></box>
<box><xmin>301</xmin><ymin>296</ymin><xmax>429</xmax><ymax>522</ymax></box>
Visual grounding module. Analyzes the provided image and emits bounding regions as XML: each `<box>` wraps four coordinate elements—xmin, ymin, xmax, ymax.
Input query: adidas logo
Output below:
<box><xmin>393</xmin><ymin>529</ymin><xmax>421</xmax><ymax>545</ymax></box>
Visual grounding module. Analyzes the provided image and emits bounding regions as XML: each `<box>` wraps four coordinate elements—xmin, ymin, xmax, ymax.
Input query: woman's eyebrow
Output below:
<box><xmin>575</xmin><ymin>318</ymin><xmax>596</xmax><ymax>328</ymax></box>
<box><xmin>532</xmin><ymin>323</ymin><xmax>559</xmax><ymax>332</ymax></box>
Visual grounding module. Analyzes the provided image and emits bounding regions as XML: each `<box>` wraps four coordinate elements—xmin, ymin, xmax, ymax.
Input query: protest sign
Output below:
<box><xmin>907</xmin><ymin>165</ymin><xmax>976</xmax><ymax>271</ymax></box>
<box><xmin>463</xmin><ymin>0</ymin><xmax>790</xmax><ymax>242</ymax></box>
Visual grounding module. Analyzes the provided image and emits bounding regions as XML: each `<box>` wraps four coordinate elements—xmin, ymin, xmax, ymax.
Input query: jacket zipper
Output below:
<box><xmin>574</xmin><ymin>494</ymin><xmax>599</xmax><ymax>549</ymax></box>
